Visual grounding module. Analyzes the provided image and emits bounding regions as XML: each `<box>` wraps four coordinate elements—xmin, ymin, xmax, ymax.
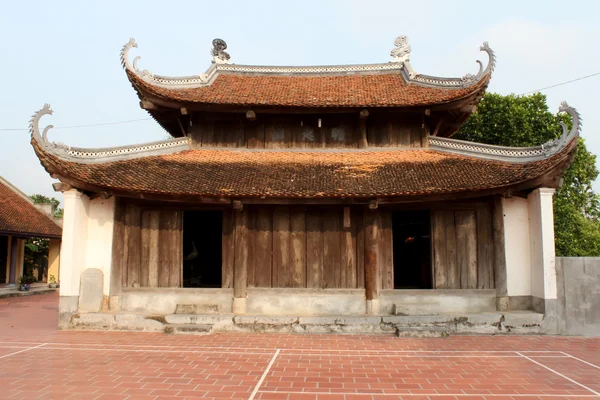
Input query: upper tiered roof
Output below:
<box><xmin>122</xmin><ymin>36</ymin><xmax>495</xmax><ymax>137</ymax></box>
<box><xmin>122</xmin><ymin>36</ymin><xmax>495</xmax><ymax>109</ymax></box>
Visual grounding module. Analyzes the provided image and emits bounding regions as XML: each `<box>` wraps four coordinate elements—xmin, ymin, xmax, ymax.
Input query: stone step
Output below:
<box><xmin>396</xmin><ymin>326</ymin><xmax>451</xmax><ymax>338</ymax></box>
<box><xmin>164</xmin><ymin>324</ymin><xmax>213</xmax><ymax>335</ymax></box>
<box><xmin>175</xmin><ymin>304</ymin><xmax>221</xmax><ymax>314</ymax></box>
<box><xmin>164</xmin><ymin>314</ymin><xmax>233</xmax><ymax>325</ymax></box>
<box><xmin>384</xmin><ymin>312</ymin><xmax>545</xmax><ymax>334</ymax></box>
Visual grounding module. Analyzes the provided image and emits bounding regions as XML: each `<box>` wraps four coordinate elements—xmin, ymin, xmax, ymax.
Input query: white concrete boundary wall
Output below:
<box><xmin>502</xmin><ymin>197</ymin><xmax>532</xmax><ymax>297</ymax></box>
<box><xmin>84</xmin><ymin>197</ymin><xmax>116</xmax><ymax>297</ymax></box>
<box><xmin>59</xmin><ymin>190</ymin><xmax>90</xmax><ymax>297</ymax></box>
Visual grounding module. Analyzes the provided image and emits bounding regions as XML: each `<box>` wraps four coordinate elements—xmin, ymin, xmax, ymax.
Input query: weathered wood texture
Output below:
<box><xmin>233</xmin><ymin>209</ymin><xmax>249</xmax><ymax>298</ymax></box>
<box><xmin>367</xmin><ymin>114</ymin><xmax>424</xmax><ymax>148</ymax></box>
<box><xmin>112</xmin><ymin>199</ymin><xmax>183</xmax><ymax>288</ymax></box>
<box><xmin>431</xmin><ymin>202</ymin><xmax>495</xmax><ymax>289</ymax></box>
<box><xmin>188</xmin><ymin>112</ymin><xmax>425</xmax><ymax>149</ymax></box>
<box><xmin>364</xmin><ymin>209</ymin><xmax>381</xmax><ymax>300</ymax></box>
<box><xmin>491</xmin><ymin>196</ymin><xmax>507</xmax><ymax>296</ymax></box>
<box><xmin>244</xmin><ymin>205</ymin><xmax>366</xmax><ymax>288</ymax></box>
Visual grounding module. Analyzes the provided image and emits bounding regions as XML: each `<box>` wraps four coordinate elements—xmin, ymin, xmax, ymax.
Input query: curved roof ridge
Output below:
<box><xmin>120</xmin><ymin>37</ymin><xmax>495</xmax><ymax>90</ymax></box>
<box><xmin>29</xmin><ymin>104</ymin><xmax>190</xmax><ymax>164</ymax></box>
<box><xmin>429</xmin><ymin>102</ymin><xmax>581</xmax><ymax>163</ymax></box>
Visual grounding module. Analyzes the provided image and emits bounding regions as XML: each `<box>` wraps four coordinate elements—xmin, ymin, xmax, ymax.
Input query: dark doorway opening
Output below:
<box><xmin>183</xmin><ymin>211</ymin><xmax>222</xmax><ymax>288</ymax></box>
<box><xmin>0</xmin><ymin>236</ymin><xmax>7</xmax><ymax>284</ymax></box>
<box><xmin>392</xmin><ymin>210</ymin><xmax>432</xmax><ymax>289</ymax></box>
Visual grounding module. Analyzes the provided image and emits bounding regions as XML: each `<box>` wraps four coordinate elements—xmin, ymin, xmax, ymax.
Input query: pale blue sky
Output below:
<box><xmin>1</xmin><ymin>0</ymin><xmax>599</xmax><ymax>204</ymax></box>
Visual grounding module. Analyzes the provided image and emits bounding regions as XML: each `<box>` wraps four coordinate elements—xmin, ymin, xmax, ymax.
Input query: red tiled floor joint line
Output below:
<box><xmin>0</xmin><ymin>293</ymin><xmax>599</xmax><ymax>399</ymax></box>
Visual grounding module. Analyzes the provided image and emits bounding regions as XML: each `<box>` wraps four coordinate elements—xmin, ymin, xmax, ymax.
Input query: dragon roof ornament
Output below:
<box><xmin>29</xmin><ymin>104</ymin><xmax>190</xmax><ymax>164</ymax></box>
<box><xmin>430</xmin><ymin>102</ymin><xmax>580</xmax><ymax>162</ymax></box>
<box><xmin>120</xmin><ymin>36</ymin><xmax>495</xmax><ymax>90</ymax></box>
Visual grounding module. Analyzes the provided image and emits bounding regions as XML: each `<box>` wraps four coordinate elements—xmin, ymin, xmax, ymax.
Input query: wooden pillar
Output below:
<box><xmin>358</xmin><ymin>109</ymin><xmax>369</xmax><ymax>149</ymax></box>
<box><xmin>364</xmin><ymin>207</ymin><xmax>381</xmax><ymax>314</ymax></box>
<box><xmin>232</xmin><ymin>207</ymin><xmax>248</xmax><ymax>313</ymax></box>
<box><xmin>492</xmin><ymin>196</ymin><xmax>508</xmax><ymax>311</ymax></box>
<box><xmin>8</xmin><ymin>236</ymin><xmax>18</xmax><ymax>285</ymax></box>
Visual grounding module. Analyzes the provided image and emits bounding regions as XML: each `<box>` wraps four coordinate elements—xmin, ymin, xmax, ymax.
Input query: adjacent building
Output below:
<box><xmin>0</xmin><ymin>176</ymin><xmax>62</xmax><ymax>285</ymax></box>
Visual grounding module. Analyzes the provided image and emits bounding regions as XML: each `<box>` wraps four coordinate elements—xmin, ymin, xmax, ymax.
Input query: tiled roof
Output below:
<box><xmin>127</xmin><ymin>70</ymin><xmax>490</xmax><ymax>108</ymax></box>
<box><xmin>0</xmin><ymin>178</ymin><xmax>62</xmax><ymax>238</ymax></box>
<box><xmin>32</xmin><ymin>141</ymin><xmax>574</xmax><ymax>200</ymax></box>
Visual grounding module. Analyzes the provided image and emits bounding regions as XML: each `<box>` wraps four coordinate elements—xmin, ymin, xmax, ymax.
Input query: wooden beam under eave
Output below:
<box><xmin>140</xmin><ymin>100</ymin><xmax>157</xmax><ymax>110</ymax></box>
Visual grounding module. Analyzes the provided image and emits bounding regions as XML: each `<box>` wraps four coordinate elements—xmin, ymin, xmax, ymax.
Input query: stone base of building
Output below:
<box><xmin>59</xmin><ymin>310</ymin><xmax>550</xmax><ymax>336</ymax></box>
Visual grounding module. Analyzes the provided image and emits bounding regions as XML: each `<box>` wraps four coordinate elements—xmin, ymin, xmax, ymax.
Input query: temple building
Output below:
<box><xmin>30</xmin><ymin>36</ymin><xmax>581</xmax><ymax>332</ymax></box>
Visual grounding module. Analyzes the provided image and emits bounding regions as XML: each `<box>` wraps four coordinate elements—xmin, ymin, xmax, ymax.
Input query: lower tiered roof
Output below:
<box><xmin>29</xmin><ymin>104</ymin><xmax>580</xmax><ymax>202</ymax></box>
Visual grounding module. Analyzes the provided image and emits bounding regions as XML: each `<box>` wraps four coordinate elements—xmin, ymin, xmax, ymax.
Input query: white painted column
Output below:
<box><xmin>528</xmin><ymin>188</ymin><xmax>557</xmax><ymax>309</ymax></box>
<box><xmin>85</xmin><ymin>197</ymin><xmax>116</xmax><ymax>297</ymax></box>
<box><xmin>59</xmin><ymin>190</ymin><xmax>89</xmax><ymax>310</ymax></box>
<box><xmin>502</xmin><ymin>196</ymin><xmax>532</xmax><ymax>299</ymax></box>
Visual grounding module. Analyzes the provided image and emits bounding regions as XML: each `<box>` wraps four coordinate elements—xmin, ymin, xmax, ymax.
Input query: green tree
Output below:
<box><xmin>455</xmin><ymin>92</ymin><xmax>600</xmax><ymax>256</ymax></box>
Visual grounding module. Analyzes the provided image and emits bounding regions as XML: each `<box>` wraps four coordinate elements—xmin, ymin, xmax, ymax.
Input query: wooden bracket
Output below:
<box><xmin>246</xmin><ymin>110</ymin><xmax>257</xmax><ymax>121</ymax></box>
<box><xmin>233</xmin><ymin>200</ymin><xmax>243</xmax><ymax>211</ymax></box>
<box><xmin>52</xmin><ymin>182</ymin><xmax>72</xmax><ymax>192</ymax></box>
<box><xmin>140</xmin><ymin>100</ymin><xmax>157</xmax><ymax>110</ymax></box>
<box><xmin>368</xmin><ymin>199</ymin><xmax>378</xmax><ymax>210</ymax></box>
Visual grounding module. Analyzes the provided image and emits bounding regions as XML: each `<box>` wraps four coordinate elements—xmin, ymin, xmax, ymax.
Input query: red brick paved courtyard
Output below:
<box><xmin>0</xmin><ymin>292</ymin><xmax>598</xmax><ymax>400</ymax></box>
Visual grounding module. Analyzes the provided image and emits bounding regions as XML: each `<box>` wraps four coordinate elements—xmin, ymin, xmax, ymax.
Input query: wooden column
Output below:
<box><xmin>8</xmin><ymin>237</ymin><xmax>18</xmax><ymax>285</ymax></box>
<box><xmin>364</xmin><ymin>207</ymin><xmax>381</xmax><ymax>314</ymax></box>
<box><xmin>492</xmin><ymin>196</ymin><xmax>508</xmax><ymax>310</ymax></box>
<box><xmin>233</xmin><ymin>207</ymin><xmax>249</xmax><ymax>313</ymax></box>
<box><xmin>358</xmin><ymin>109</ymin><xmax>369</xmax><ymax>149</ymax></box>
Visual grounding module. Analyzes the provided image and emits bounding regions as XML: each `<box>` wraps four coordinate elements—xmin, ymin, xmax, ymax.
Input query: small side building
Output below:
<box><xmin>29</xmin><ymin>36</ymin><xmax>581</xmax><ymax>332</ymax></box>
<box><xmin>0</xmin><ymin>176</ymin><xmax>62</xmax><ymax>285</ymax></box>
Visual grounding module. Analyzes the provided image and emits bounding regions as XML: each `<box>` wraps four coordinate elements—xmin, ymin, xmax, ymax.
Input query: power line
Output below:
<box><xmin>0</xmin><ymin>117</ymin><xmax>152</xmax><ymax>132</ymax></box>
<box><xmin>1</xmin><ymin>72</ymin><xmax>598</xmax><ymax>131</ymax></box>
<box><xmin>520</xmin><ymin>72</ymin><xmax>600</xmax><ymax>95</ymax></box>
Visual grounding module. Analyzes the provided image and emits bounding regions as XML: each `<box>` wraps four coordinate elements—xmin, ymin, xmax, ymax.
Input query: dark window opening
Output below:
<box><xmin>183</xmin><ymin>211</ymin><xmax>222</xmax><ymax>288</ymax></box>
<box><xmin>392</xmin><ymin>211</ymin><xmax>432</xmax><ymax>289</ymax></box>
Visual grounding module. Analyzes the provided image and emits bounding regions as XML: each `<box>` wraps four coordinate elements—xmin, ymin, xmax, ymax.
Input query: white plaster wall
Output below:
<box><xmin>528</xmin><ymin>188</ymin><xmax>557</xmax><ymax>299</ymax></box>
<box><xmin>84</xmin><ymin>197</ymin><xmax>115</xmax><ymax>296</ymax></box>
<box><xmin>502</xmin><ymin>197</ymin><xmax>532</xmax><ymax>296</ymax></box>
<box><xmin>59</xmin><ymin>190</ymin><xmax>89</xmax><ymax>297</ymax></box>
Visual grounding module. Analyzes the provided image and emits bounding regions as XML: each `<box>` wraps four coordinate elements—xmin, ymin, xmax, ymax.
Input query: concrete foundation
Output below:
<box><xmin>121</xmin><ymin>288</ymin><xmax>233</xmax><ymax>314</ymax></box>
<box><xmin>246</xmin><ymin>288</ymin><xmax>366</xmax><ymax>315</ymax></box>
<box><xmin>61</xmin><ymin>311</ymin><xmax>546</xmax><ymax>335</ymax></box>
<box><xmin>381</xmin><ymin>289</ymin><xmax>496</xmax><ymax>315</ymax></box>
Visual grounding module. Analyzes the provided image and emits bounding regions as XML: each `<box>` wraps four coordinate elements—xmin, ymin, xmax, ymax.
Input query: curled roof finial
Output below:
<box><xmin>390</xmin><ymin>36</ymin><xmax>411</xmax><ymax>63</ymax></box>
<box><xmin>211</xmin><ymin>38</ymin><xmax>231</xmax><ymax>64</ymax></box>
<box><xmin>29</xmin><ymin>104</ymin><xmax>54</xmax><ymax>144</ymax></box>
<box><xmin>461</xmin><ymin>42</ymin><xmax>496</xmax><ymax>86</ymax></box>
<box><xmin>120</xmin><ymin>38</ymin><xmax>139</xmax><ymax>71</ymax></box>
<box><xmin>558</xmin><ymin>101</ymin><xmax>582</xmax><ymax>141</ymax></box>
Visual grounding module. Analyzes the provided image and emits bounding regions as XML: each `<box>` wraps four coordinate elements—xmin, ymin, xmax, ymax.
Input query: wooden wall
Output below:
<box><xmin>112</xmin><ymin>200</ymin><xmax>183</xmax><ymax>288</ymax></box>
<box><xmin>232</xmin><ymin>206</ymin><xmax>368</xmax><ymax>289</ymax></box>
<box><xmin>189</xmin><ymin>112</ymin><xmax>424</xmax><ymax>149</ymax></box>
<box><xmin>431</xmin><ymin>203</ymin><xmax>495</xmax><ymax>289</ymax></box>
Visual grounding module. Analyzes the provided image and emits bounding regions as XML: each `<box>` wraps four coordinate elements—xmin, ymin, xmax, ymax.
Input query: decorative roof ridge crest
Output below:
<box><xmin>29</xmin><ymin>104</ymin><xmax>190</xmax><ymax>163</ymax></box>
<box><xmin>120</xmin><ymin>37</ymin><xmax>495</xmax><ymax>90</ymax></box>
<box><xmin>430</xmin><ymin>102</ymin><xmax>580</xmax><ymax>162</ymax></box>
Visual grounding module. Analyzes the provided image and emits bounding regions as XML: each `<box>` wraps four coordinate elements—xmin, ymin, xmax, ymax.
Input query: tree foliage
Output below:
<box><xmin>455</xmin><ymin>93</ymin><xmax>600</xmax><ymax>256</ymax></box>
<box><xmin>30</xmin><ymin>194</ymin><xmax>63</xmax><ymax>218</ymax></box>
